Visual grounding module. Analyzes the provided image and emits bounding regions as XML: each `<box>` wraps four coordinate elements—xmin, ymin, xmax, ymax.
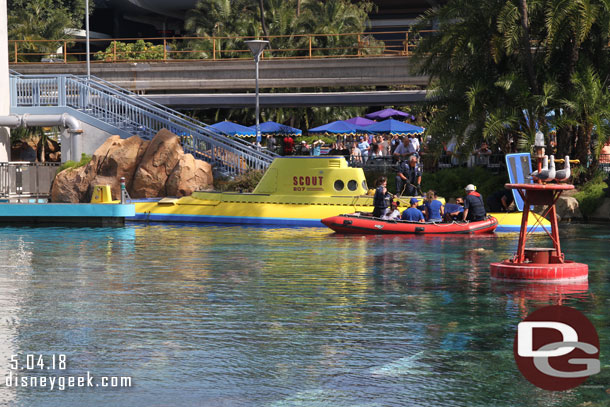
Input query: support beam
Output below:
<box><xmin>0</xmin><ymin>0</ymin><xmax>10</xmax><ymax>161</ymax></box>
<box><xmin>143</xmin><ymin>90</ymin><xmax>428</xmax><ymax>109</ymax></box>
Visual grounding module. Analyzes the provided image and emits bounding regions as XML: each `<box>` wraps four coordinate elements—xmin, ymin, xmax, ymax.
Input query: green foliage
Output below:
<box><xmin>57</xmin><ymin>153</ymin><xmax>91</xmax><ymax>173</ymax></box>
<box><xmin>184</xmin><ymin>0</ymin><xmax>377</xmax><ymax>59</ymax></box>
<box><xmin>421</xmin><ymin>167</ymin><xmax>508</xmax><ymax>203</ymax></box>
<box><xmin>413</xmin><ymin>0</ymin><xmax>610</xmax><ymax>181</ymax></box>
<box><xmin>214</xmin><ymin>170</ymin><xmax>265</xmax><ymax>192</ymax></box>
<box><xmin>573</xmin><ymin>171</ymin><xmax>608</xmax><ymax>218</ymax></box>
<box><xmin>94</xmin><ymin>40</ymin><xmax>165</xmax><ymax>61</ymax></box>
<box><xmin>8</xmin><ymin>0</ymin><xmax>93</xmax><ymax>61</ymax></box>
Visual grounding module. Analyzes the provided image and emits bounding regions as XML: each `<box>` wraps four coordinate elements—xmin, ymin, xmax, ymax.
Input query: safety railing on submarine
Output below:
<box><xmin>9</xmin><ymin>73</ymin><xmax>278</xmax><ymax>175</ymax></box>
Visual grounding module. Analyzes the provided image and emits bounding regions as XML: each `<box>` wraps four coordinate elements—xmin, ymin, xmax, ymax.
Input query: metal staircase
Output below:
<box><xmin>9</xmin><ymin>72</ymin><xmax>278</xmax><ymax>175</ymax></box>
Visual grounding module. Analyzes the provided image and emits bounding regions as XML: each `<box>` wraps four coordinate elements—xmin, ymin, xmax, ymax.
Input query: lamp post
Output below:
<box><xmin>85</xmin><ymin>0</ymin><xmax>90</xmax><ymax>79</ymax></box>
<box><xmin>245</xmin><ymin>40</ymin><xmax>269</xmax><ymax>146</ymax></box>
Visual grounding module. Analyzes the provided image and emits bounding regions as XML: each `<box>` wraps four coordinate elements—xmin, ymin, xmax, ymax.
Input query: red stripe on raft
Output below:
<box><xmin>321</xmin><ymin>215</ymin><xmax>498</xmax><ymax>235</ymax></box>
<box><xmin>490</xmin><ymin>260</ymin><xmax>588</xmax><ymax>282</ymax></box>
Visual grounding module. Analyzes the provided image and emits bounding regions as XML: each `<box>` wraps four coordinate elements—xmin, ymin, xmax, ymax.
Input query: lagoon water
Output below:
<box><xmin>0</xmin><ymin>223</ymin><xmax>607</xmax><ymax>406</ymax></box>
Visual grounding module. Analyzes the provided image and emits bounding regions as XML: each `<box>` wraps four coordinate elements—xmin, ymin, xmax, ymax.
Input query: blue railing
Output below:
<box><xmin>9</xmin><ymin>73</ymin><xmax>278</xmax><ymax>175</ymax></box>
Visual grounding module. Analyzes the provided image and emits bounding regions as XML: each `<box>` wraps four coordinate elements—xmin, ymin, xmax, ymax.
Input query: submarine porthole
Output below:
<box><xmin>347</xmin><ymin>180</ymin><xmax>358</xmax><ymax>191</ymax></box>
<box><xmin>334</xmin><ymin>180</ymin><xmax>345</xmax><ymax>191</ymax></box>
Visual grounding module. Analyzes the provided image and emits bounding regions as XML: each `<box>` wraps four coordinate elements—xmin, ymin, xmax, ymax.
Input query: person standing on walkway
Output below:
<box><xmin>358</xmin><ymin>136</ymin><xmax>370</xmax><ymax>162</ymax></box>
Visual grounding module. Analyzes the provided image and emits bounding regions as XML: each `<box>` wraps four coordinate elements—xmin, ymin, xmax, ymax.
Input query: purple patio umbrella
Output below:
<box><xmin>365</xmin><ymin>108</ymin><xmax>413</xmax><ymax>121</ymax></box>
<box><xmin>345</xmin><ymin>116</ymin><xmax>375</xmax><ymax>126</ymax></box>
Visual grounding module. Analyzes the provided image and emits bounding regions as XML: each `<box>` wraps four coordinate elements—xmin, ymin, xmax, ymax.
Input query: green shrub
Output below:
<box><xmin>95</xmin><ymin>40</ymin><xmax>165</xmax><ymax>61</ymax></box>
<box><xmin>422</xmin><ymin>167</ymin><xmax>508</xmax><ymax>202</ymax></box>
<box><xmin>573</xmin><ymin>171</ymin><xmax>608</xmax><ymax>218</ymax></box>
<box><xmin>57</xmin><ymin>153</ymin><xmax>91</xmax><ymax>173</ymax></box>
<box><xmin>214</xmin><ymin>170</ymin><xmax>264</xmax><ymax>192</ymax></box>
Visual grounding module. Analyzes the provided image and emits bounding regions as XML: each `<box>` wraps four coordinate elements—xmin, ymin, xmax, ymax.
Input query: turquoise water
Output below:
<box><xmin>0</xmin><ymin>223</ymin><xmax>607</xmax><ymax>406</ymax></box>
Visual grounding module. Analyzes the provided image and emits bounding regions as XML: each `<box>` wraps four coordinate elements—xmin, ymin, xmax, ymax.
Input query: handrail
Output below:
<box><xmin>9</xmin><ymin>74</ymin><xmax>277</xmax><ymax>175</ymax></box>
<box><xmin>8</xmin><ymin>30</ymin><xmax>436</xmax><ymax>63</ymax></box>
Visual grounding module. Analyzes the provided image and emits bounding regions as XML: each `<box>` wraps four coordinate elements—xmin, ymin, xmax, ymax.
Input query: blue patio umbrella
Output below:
<box><xmin>249</xmin><ymin>121</ymin><xmax>302</xmax><ymax>136</ymax></box>
<box><xmin>207</xmin><ymin>121</ymin><xmax>256</xmax><ymax>138</ymax></box>
<box><xmin>365</xmin><ymin>108</ymin><xmax>413</xmax><ymax>120</ymax></box>
<box><xmin>363</xmin><ymin>118</ymin><xmax>424</xmax><ymax>136</ymax></box>
<box><xmin>308</xmin><ymin>120</ymin><xmax>358</xmax><ymax>135</ymax></box>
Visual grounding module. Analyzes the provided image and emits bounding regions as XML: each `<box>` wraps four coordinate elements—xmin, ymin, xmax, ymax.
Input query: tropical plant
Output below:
<box><xmin>184</xmin><ymin>0</ymin><xmax>376</xmax><ymax>59</ymax></box>
<box><xmin>8</xmin><ymin>0</ymin><xmax>93</xmax><ymax>62</ymax></box>
<box><xmin>94</xmin><ymin>40</ymin><xmax>165</xmax><ymax>61</ymax></box>
<box><xmin>413</xmin><ymin>0</ymin><xmax>610</xmax><ymax>181</ymax></box>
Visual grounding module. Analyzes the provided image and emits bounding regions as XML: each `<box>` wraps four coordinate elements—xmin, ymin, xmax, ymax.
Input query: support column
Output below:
<box><xmin>0</xmin><ymin>0</ymin><xmax>10</xmax><ymax>161</ymax></box>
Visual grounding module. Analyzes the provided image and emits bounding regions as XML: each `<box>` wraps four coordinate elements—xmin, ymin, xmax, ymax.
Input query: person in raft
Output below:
<box><xmin>382</xmin><ymin>201</ymin><xmax>401</xmax><ymax>220</ymax></box>
<box><xmin>444</xmin><ymin>197</ymin><xmax>465</xmax><ymax>221</ymax></box>
<box><xmin>372</xmin><ymin>176</ymin><xmax>393</xmax><ymax>218</ymax></box>
<box><xmin>463</xmin><ymin>184</ymin><xmax>486</xmax><ymax>221</ymax></box>
<box><xmin>401</xmin><ymin>198</ymin><xmax>425</xmax><ymax>222</ymax></box>
<box><xmin>423</xmin><ymin>190</ymin><xmax>444</xmax><ymax>222</ymax></box>
<box><xmin>487</xmin><ymin>188</ymin><xmax>514</xmax><ymax>212</ymax></box>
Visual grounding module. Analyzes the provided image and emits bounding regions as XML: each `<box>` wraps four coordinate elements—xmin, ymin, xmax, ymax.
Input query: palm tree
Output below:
<box><xmin>560</xmin><ymin>67</ymin><xmax>610</xmax><ymax>171</ymax></box>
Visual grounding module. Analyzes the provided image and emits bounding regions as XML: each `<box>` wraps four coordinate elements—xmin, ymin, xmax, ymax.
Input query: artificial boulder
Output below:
<box><xmin>554</xmin><ymin>196</ymin><xmax>583</xmax><ymax>221</ymax></box>
<box><xmin>166</xmin><ymin>154</ymin><xmax>213</xmax><ymax>197</ymax></box>
<box><xmin>51</xmin><ymin>129</ymin><xmax>213</xmax><ymax>203</ymax></box>
<box><xmin>131</xmin><ymin>129</ymin><xmax>184</xmax><ymax>198</ymax></box>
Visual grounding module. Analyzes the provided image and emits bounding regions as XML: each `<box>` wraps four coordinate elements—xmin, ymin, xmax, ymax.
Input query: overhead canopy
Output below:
<box><xmin>363</xmin><ymin>118</ymin><xmax>424</xmax><ymax>136</ymax></box>
<box><xmin>208</xmin><ymin>121</ymin><xmax>256</xmax><ymax>137</ymax></box>
<box><xmin>308</xmin><ymin>120</ymin><xmax>357</xmax><ymax>135</ymax></box>
<box><xmin>365</xmin><ymin>108</ymin><xmax>413</xmax><ymax>120</ymax></box>
<box><xmin>249</xmin><ymin>121</ymin><xmax>302</xmax><ymax>136</ymax></box>
<box><xmin>345</xmin><ymin>116</ymin><xmax>375</xmax><ymax>126</ymax></box>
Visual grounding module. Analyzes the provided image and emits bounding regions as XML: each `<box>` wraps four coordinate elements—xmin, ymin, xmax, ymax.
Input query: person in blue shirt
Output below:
<box><xmin>424</xmin><ymin>190</ymin><xmax>444</xmax><ymax>222</ymax></box>
<box><xmin>444</xmin><ymin>197</ymin><xmax>464</xmax><ymax>221</ymax></box>
<box><xmin>401</xmin><ymin>198</ymin><xmax>425</xmax><ymax>222</ymax></box>
<box><xmin>312</xmin><ymin>139</ymin><xmax>324</xmax><ymax>156</ymax></box>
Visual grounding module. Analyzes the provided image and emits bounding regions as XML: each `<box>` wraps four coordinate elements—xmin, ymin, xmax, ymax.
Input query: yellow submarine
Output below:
<box><xmin>132</xmin><ymin>156</ymin><xmax>548</xmax><ymax>233</ymax></box>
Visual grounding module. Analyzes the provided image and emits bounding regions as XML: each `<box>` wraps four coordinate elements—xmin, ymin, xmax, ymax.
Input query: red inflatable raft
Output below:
<box><xmin>321</xmin><ymin>214</ymin><xmax>498</xmax><ymax>235</ymax></box>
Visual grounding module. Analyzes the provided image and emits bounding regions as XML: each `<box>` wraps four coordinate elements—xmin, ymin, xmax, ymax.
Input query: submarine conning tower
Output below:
<box><xmin>252</xmin><ymin>157</ymin><xmax>369</xmax><ymax>197</ymax></box>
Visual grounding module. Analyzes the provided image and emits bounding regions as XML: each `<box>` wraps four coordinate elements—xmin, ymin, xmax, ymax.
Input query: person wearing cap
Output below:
<box><xmin>395</xmin><ymin>155</ymin><xmax>422</xmax><ymax>196</ymax></box>
<box><xmin>463</xmin><ymin>184</ymin><xmax>486</xmax><ymax>221</ymax></box>
<box><xmin>372</xmin><ymin>176</ymin><xmax>392</xmax><ymax>218</ymax></box>
<box><xmin>312</xmin><ymin>139</ymin><xmax>324</xmax><ymax>156</ymax></box>
<box><xmin>357</xmin><ymin>136</ymin><xmax>370</xmax><ymax>162</ymax></box>
<box><xmin>401</xmin><ymin>198</ymin><xmax>425</xmax><ymax>222</ymax></box>
<box><xmin>299</xmin><ymin>140</ymin><xmax>311</xmax><ymax>155</ymax></box>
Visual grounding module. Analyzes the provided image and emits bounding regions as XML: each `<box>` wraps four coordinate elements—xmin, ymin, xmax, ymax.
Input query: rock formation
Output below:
<box><xmin>51</xmin><ymin>129</ymin><xmax>213</xmax><ymax>203</ymax></box>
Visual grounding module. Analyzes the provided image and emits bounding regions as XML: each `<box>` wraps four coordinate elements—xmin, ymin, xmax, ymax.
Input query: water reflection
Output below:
<box><xmin>0</xmin><ymin>224</ymin><xmax>605</xmax><ymax>406</ymax></box>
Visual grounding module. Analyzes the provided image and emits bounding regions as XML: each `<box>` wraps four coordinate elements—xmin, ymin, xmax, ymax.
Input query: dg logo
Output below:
<box><xmin>514</xmin><ymin>305</ymin><xmax>600</xmax><ymax>391</ymax></box>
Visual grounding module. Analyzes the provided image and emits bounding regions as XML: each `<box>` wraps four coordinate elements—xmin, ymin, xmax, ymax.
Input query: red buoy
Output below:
<box><xmin>489</xmin><ymin>183</ymin><xmax>588</xmax><ymax>282</ymax></box>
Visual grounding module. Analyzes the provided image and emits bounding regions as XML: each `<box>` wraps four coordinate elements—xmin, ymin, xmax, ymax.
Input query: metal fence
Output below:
<box><xmin>10</xmin><ymin>73</ymin><xmax>278</xmax><ymax>175</ymax></box>
<box><xmin>8</xmin><ymin>30</ymin><xmax>435</xmax><ymax>64</ymax></box>
<box><xmin>0</xmin><ymin>162</ymin><xmax>60</xmax><ymax>201</ymax></box>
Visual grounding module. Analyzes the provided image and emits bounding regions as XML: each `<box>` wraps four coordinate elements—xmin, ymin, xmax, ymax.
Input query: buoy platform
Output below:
<box><xmin>490</xmin><ymin>183</ymin><xmax>588</xmax><ymax>282</ymax></box>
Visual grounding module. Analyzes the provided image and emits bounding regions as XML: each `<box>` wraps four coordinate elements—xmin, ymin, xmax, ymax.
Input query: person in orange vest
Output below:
<box><xmin>463</xmin><ymin>184</ymin><xmax>486</xmax><ymax>221</ymax></box>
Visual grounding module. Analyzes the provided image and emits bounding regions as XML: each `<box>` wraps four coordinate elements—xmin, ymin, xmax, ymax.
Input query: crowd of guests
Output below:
<box><xmin>266</xmin><ymin>133</ymin><xmax>424</xmax><ymax>164</ymax></box>
<box><xmin>372</xmin><ymin>176</ymin><xmax>494</xmax><ymax>223</ymax></box>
